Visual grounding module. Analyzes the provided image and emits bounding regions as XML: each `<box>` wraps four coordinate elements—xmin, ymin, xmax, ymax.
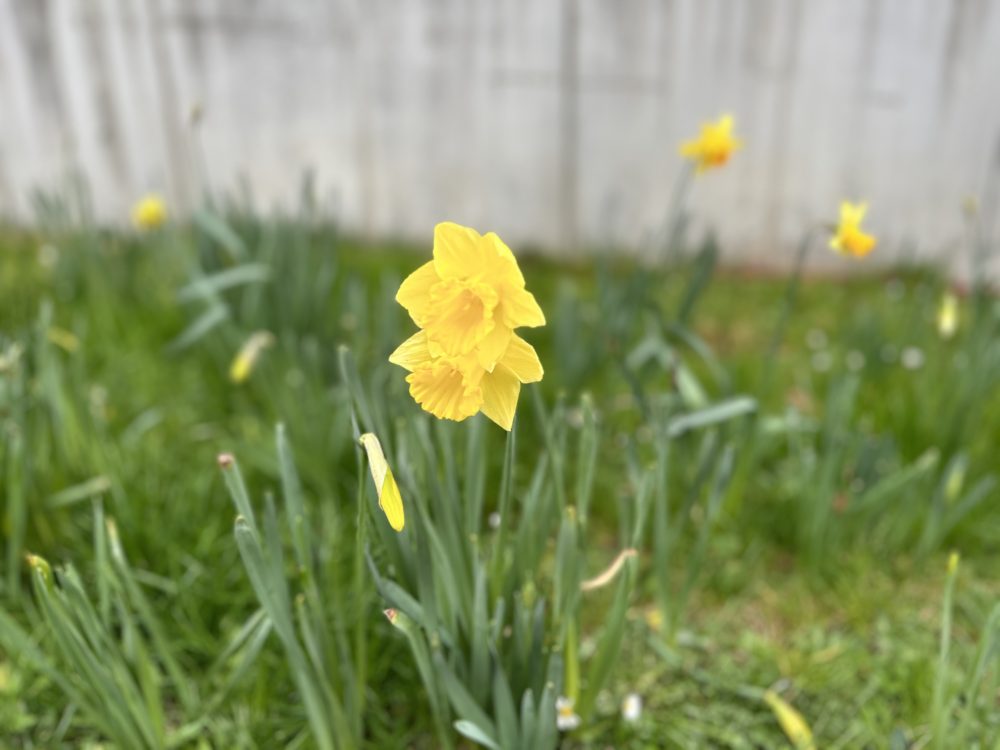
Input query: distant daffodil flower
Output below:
<box><xmin>131</xmin><ymin>193</ymin><xmax>168</xmax><ymax>230</ymax></box>
<box><xmin>937</xmin><ymin>292</ymin><xmax>959</xmax><ymax>339</ymax></box>
<box><xmin>391</xmin><ymin>222</ymin><xmax>544</xmax><ymax>430</ymax></box>
<box><xmin>680</xmin><ymin>114</ymin><xmax>741</xmax><ymax>172</ymax></box>
<box><xmin>229</xmin><ymin>331</ymin><xmax>275</xmax><ymax>384</ymax></box>
<box><xmin>829</xmin><ymin>202</ymin><xmax>876</xmax><ymax>258</ymax></box>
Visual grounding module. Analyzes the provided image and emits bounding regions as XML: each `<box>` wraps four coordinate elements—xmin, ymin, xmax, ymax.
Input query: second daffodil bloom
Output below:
<box><xmin>830</xmin><ymin>202</ymin><xmax>876</xmax><ymax>258</ymax></box>
<box><xmin>131</xmin><ymin>194</ymin><xmax>168</xmax><ymax>230</ymax></box>
<box><xmin>391</xmin><ymin>222</ymin><xmax>544</xmax><ymax>430</ymax></box>
<box><xmin>680</xmin><ymin>114</ymin><xmax>741</xmax><ymax>172</ymax></box>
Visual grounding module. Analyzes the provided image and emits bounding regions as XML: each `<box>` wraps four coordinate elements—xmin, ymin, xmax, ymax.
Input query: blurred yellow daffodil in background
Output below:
<box><xmin>937</xmin><ymin>292</ymin><xmax>959</xmax><ymax>339</ymax></box>
<box><xmin>390</xmin><ymin>222</ymin><xmax>544</xmax><ymax>430</ymax></box>
<box><xmin>829</xmin><ymin>202</ymin><xmax>876</xmax><ymax>258</ymax></box>
<box><xmin>680</xmin><ymin>114</ymin><xmax>742</xmax><ymax>172</ymax></box>
<box><xmin>229</xmin><ymin>331</ymin><xmax>275</xmax><ymax>384</ymax></box>
<box><xmin>131</xmin><ymin>194</ymin><xmax>168</xmax><ymax>230</ymax></box>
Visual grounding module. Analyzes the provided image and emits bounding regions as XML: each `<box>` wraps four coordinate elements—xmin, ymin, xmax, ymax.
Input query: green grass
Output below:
<box><xmin>0</xmin><ymin>205</ymin><xmax>998</xmax><ymax>749</ymax></box>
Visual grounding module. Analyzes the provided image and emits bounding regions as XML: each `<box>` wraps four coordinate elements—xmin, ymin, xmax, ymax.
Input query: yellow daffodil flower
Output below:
<box><xmin>763</xmin><ymin>690</ymin><xmax>815</xmax><ymax>750</ymax></box>
<box><xmin>679</xmin><ymin>114</ymin><xmax>741</xmax><ymax>172</ymax></box>
<box><xmin>396</xmin><ymin>222</ymin><xmax>545</xmax><ymax>368</ymax></box>
<box><xmin>229</xmin><ymin>331</ymin><xmax>275</xmax><ymax>384</ymax></box>
<box><xmin>359</xmin><ymin>433</ymin><xmax>404</xmax><ymax>531</ymax></box>
<box><xmin>131</xmin><ymin>194</ymin><xmax>168</xmax><ymax>230</ymax></box>
<box><xmin>937</xmin><ymin>292</ymin><xmax>958</xmax><ymax>339</ymax></box>
<box><xmin>391</xmin><ymin>223</ymin><xmax>544</xmax><ymax>430</ymax></box>
<box><xmin>389</xmin><ymin>329</ymin><xmax>542</xmax><ymax>431</ymax></box>
<box><xmin>829</xmin><ymin>202</ymin><xmax>876</xmax><ymax>258</ymax></box>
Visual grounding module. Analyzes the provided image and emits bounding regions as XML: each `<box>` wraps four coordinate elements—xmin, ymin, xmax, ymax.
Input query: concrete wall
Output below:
<box><xmin>2</xmin><ymin>0</ymin><xmax>1000</xmax><ymax>273</ymax></box>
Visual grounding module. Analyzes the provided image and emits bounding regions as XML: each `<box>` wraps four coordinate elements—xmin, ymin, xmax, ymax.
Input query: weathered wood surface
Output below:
<box><xmin>2</xmin><ymin>0</ymin><xmax>999</xmax><ymax>273</ymax></box>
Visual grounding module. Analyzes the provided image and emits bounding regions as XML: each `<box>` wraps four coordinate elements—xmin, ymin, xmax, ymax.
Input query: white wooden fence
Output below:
<box><xmin>2</xmin><ymin>0</ymin><xmax>999</xmax><ymax>274</ymax></box>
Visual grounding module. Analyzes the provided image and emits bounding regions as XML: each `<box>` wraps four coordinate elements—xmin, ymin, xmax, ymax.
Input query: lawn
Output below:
<box><xmin>0</xmin><ymin>201</ymin><xmax>998</xmax><ymax>749</ymax></box>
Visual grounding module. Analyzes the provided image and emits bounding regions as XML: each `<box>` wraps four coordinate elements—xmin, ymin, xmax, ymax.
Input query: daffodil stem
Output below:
<box><xmin>490</xmin><ymin>423</ymin><xmax>516</xmax><ymax>597</ymax></box>
<box><xmin>762</xmin><ymin>229</ymin><xmax>818</xmax><ymax>399</ymax></box>
<box><xmin>660</xmin><ymin>162</ymin><xmax>695</xmax><ymax>266</ymax></box>
<box><xmin>352</xmin><ymin>446</ymin><xmax>368</xmax><ymax>741</ymax></box>
<box><xmin>931</xmin><ymin>556</ymin><xmax>959</xmax><ymax>749</ymax></box>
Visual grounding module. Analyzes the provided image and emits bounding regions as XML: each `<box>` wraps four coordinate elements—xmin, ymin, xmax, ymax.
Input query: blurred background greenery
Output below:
<box><xmin>0</xmin><ymin>182</ymin><xmax>997</xmax><ymax>746</ymax></box>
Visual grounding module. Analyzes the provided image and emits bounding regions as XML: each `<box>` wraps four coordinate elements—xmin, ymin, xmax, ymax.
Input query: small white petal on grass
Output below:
<box><xmin>581</xmin><ymin>548</ymin><xmax>637</xmax><ymax>592</ymax></box>
<box><xmin>622</xmin><ymin>692</ymin><xmax>642</xmax><ymax>722</ymax></box>
<box><xmin>555</xmin><ymin>697</ymin><xmax>581</xmax><ymax>731</ymax></box>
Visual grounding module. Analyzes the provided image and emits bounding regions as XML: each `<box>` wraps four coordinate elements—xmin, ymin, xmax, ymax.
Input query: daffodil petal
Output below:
<box><xmin>841</xmin><ymin>202</ymin><xmax>867</xmax><ymax>224</ymax></box>
<box><xmin>432</xmin><ymin>222</ymin><xmax>491</xmax><ymax>280</ymax></box>
<box><xmin>763</xmin><ymin>690</ymin><xmax>815</xmax><ymax>750</ymax></box>
<box><xmin>480</xmin><ymin>364</ymin><xmax>520</xmax><ymax>431</ymax></box>
<box><xmin>389</xmin><ymin>330</ymin><xmax>433</xmax><ymax>372</ymax></box>
<box><xmin>359</xmin><ymin>433</ymin><xmax>404</xmax><ymax>531</ymax></box>
<box><xmin>475</xmin><ymin>322</ymin><xmax>513</xmax><ymax>371</ymax></box>
<box><xmin>500</xmin><ymin>334</ymin><xmax>543</xmax><ymax>383</ymax></box>
<box><xmin>396</xmin><ymin>261</ymin><xmax>440</xmax><ymax>326</ymax></box>
<box><xmin>423</xmin><ymin>278</ymin><xmax>499</xmax><ymax>356</ymax></box>
<box><xmin>378</xmin><ymin>468</ymin><xmax>404</xmax><ymax>531</ymax></box>
<box><xmin>407</xmin><ymin>364</ymin><xmax>482</xmax><ymax>422</ymax></box>
<box><xmin>484</xmin><ymin>232</ymin><xmax>526</xmax><ymax>286</ymax></box>
<box><xmin>501</xmin><ymin>286</ymin><xmax>546</xmax><ymax>328</ymax></box>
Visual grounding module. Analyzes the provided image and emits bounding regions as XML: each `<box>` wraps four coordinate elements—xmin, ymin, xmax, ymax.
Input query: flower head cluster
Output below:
<box><xmin>829</xmin><ymin>202</ymin><xmax>876</xmax><ymax>258</ymax></box>
<box><xmin>680</xmin><ymin>114</ymin><xmax>741</xmax><ymax>172</ymax></box>
<box><xmin>391</xmin><ymin>222</ymin><xmax>544</xmax><ymax>430</ymax></box>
